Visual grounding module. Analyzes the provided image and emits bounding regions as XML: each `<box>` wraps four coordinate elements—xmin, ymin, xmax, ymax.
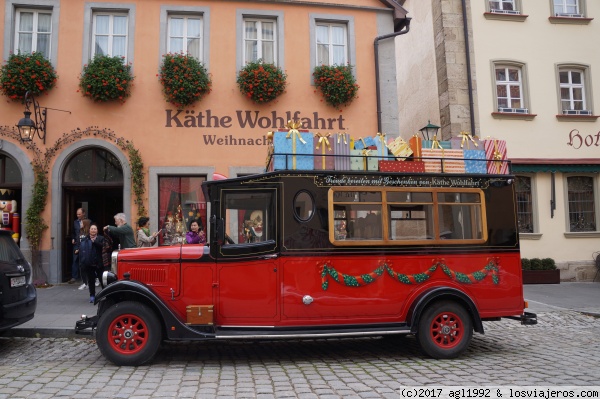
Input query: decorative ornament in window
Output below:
<box><xmin>78</xmin><ymin>55</ymin><xmax>133</xmax><ymax>103</ymax></box>
<box><xmin>158</xmin><ymin>52</ymin><xmax>211</xmax><ymax>109</ymax></box>
<box><xmin>237</xmin><ymin>60</ymin><xmax>287</xmax><ymax>104</ymax></box>
<box><xmin>313</xmin><ymin>64</ymin><xmax>359</xmax><ymax>108</ymax></box>
<box><xmin>0</xmin><ymin>52</ymin><xmax>57</xmax><ymax>101</ymax></box>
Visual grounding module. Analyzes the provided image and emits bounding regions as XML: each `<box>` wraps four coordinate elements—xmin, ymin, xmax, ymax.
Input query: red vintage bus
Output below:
<box><xmin>76</xmin><ymin>155</ymin><xmax>536</xmax><ymax>366</ymax></box>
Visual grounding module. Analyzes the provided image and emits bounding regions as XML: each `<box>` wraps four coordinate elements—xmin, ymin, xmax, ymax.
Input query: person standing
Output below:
<box><xmin>104</xmin><ymin>212</ymin><xmax>136</xmax><ymax>249</ymax></box>
<box><xmin>76</xmin><ymin>219</ymin><xmax>92</xmax><ymax>290</ymax></box>
<box><xmin>68</xmin><ymin>208</ymin><xmax>86</xmax><ymax>284</ymax></box>
<box><xmin>185</xmin><ymin>219</ymin><xmax>206</xmax><ymax>244</ymax></box>
<box><xmin>136</xmin><ymin>216</ymin><xmax>159</xmax><ymax>247</ymax></box>
<box><xmin>78</xmin><ymin>224</ymin><xmax>104</xmax><ymax>303</ymax></box>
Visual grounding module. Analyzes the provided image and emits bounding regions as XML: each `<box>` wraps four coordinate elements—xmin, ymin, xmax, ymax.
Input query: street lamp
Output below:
<box><xmin>419</xmin><ymin>120</ymin><xmax>441</xmax><ymax>141</ymax></box>
<box><xmin>16</xmin><ymin>91</ymin><xmax>47</xmax><ymax>144</ymax></box>
<box><xmin>16</xmin><ymin>91</ymin><xmax>70</xmax><ymax>144</ymax></box>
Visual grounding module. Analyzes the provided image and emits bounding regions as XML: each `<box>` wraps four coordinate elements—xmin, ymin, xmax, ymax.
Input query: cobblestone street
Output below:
<box><xmin>0</xmin><ymin>310</ymin><xmax>599</xmax><ymax>398</ymax></box>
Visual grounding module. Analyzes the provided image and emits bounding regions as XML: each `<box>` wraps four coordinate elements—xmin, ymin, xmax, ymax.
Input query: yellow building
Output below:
<box><xmin>0</xmin><ymin>0</ymin><xmax>408</xmax><ymax>283</ymax></box>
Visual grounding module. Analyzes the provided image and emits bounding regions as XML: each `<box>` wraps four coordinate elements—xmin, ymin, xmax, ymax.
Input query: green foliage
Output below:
<box><xmin>530</xmin><ymin>258</ymin><xmax>543</xmax><ymax>270</ymax></box>
<box><xmin>125</xmin><ymin>142</ymin><xmax>147</xmax><ymax>218</ymax></box>
<box><xmin>24</xmin><ymin>168</ymin><xmax>49</xmax><ymax>249</ymax></box>
<box><xmin>237</xmin><ymin>60</ymin><xmax>287</xmax><ymax>104</ymax></box>
<box><xmin>158</xmin><ymin>53</ymin><xmax>211</xmax><ymax>108</ymax></box>
<box><xmin>313</xmin><ymin>64</ymin><xmax>359</xmax><ymax>108</ymax></box>
<box><xmin>79</xmin><ymin>55</ymin><xmax>133</xmax><ymax>103</ymax></box>
<box><xmin>541</xmin><ymin>258</ymin><xmax>557</xmax><ymax>270</ymax></box>
<box><xmin>521</xmin><ymin>258</ymin><xmax>531</xmax><ymax>270</ymax></box>
<box><xmin>0</xmin><ymin>52</ymin><xmax>57</xmax><ymax>101</ymax></box>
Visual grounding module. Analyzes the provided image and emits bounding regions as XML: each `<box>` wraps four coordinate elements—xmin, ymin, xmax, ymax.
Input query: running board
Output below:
<box><xmin>213</xmin><ymin>324</ymin><xmax>411</xmax><ymax>340</ymax></box>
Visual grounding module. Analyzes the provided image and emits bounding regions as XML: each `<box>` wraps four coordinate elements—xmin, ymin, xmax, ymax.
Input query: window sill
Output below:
<box><xmin>549</xmin><ymin>16</ymin><xmax>593</xmax><ymax>25</ymax></box>
<box><xmin>519</xmin><ymin>233</ymin><xmax>542</xmax><ymax>240</ymax></box>
<box><xmin>491</xmin><ymin>112</ymin><xmax>537</xmax><ymax>121</ymax></box>
<box><xmin>484</xmin><ymin>12</ymin><xmax>528</xmax><ymax>22</ymax></box>
<box><xmin>556</xmin><ymin>114</ymin><xmax>599</xmax><ymax>122</ymax></box>
<box><xmin>564</xmin><ymin>231</ymin><xmax>600</xmax><ymax>238</ymax></box>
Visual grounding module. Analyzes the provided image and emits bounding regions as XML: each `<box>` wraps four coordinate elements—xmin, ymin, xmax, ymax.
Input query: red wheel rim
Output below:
<box><xmin>107</xmin><ymin>313</ymin><xmax>149</xmax><ymax>355</ymax></box>
<box><xmin>429</xmin><ymin>311</ymin><xmax>463</xmax><ymax>349</ymax></box>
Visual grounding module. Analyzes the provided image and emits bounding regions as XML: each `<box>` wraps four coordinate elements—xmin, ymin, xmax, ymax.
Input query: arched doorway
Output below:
<box><xmin>62</xmin><ymin>147</ymin><xmax>123</xmax><ymax>281</ymax></box>
<box><xmin>0</xmin><ymin>154</ymin><xmax>22</xmax><ymax>246</ymax></box>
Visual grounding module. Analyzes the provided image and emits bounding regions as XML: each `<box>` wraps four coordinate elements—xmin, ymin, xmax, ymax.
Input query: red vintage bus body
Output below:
<box><xmin>77</xmin><ymin>167</ymin><xmax>536</xmax><ymax>366</ymax></box>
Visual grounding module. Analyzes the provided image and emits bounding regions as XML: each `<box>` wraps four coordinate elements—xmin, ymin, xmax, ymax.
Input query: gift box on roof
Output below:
<box><xmin>313</xmin><ymin>133</ymin><xmax>335</xmax><ymax>170</ymax></box>
<box><xmin>386</xmin><ymin>136</ymin><xmax>413</xmax><ymax>160</ymax></box>
<box><xmin>421</xmin><ymin>148</ymin><xmax>465</xmax><ymax>173</ymax></box>
<box><xmin>409</xmin><ymin>135</ymin><xmax>422</xmax><ymax>158</ymax></box>
<box><xmin>353</xmin><ymin>136</ymin><xmax>377</xmax><ymax>150</ymax></box>
<box><xmin>484</xmin><ymin>138</ymin><xmax>509</xmax><ymax>174</ymax></box>
<box><xmin>450</xmin><ymin>131</ymin><xmax>483</xmax><ymax>150</ymax></box>
<box><xmin>272</xmin><ymin>121</ymin><xmax>314</xmax><ymax>170</ymax></box>
<box><xmin>333</xmin><ymin>133</ymin><xmax>351</xmax><ymax>170</ymax></box>
<box><xmin>423</xmin><ymin>135</ymin><xmax>451</xmax><ymax>150</ymax></box>
<box><xmin>463</xmin><ymin>149</ymin><xmax>487</xmax><ymax>174</ymax></box>
<box><xmin>379</xmin><ymin>160</ymin><xmax>425</xmax><ymax>173</ymax></box>
<box><xmin>373</xmin><ymin>132</ymin><xmax>392</xmax><ymax>160</ymax></box>
<box><xmin>350</xmin><ymin>149</ymin><xmax>378</xmax><ymax>171</ymax></box>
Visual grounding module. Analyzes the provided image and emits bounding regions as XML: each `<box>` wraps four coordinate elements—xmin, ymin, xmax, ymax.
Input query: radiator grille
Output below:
<box><xmin>128</xmin><ymin>267</ymin><xmax>167</xmax><ymax>284</ymax></box>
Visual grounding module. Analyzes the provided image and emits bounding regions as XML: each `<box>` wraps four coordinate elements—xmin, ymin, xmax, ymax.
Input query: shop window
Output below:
<box><xmin>63</xmin><ymin>149</ymin><xmax>123</xmax><ymax>184</ymax></box>
<box><xmin>567</xmin><ymin>176</ymin><xmax>597</xmax><ymax>232</ymax></box>
<box><xmin>515</xmin><ymin>176</ymin><xmax>534</xmax><ymax>233</ymax></box>
<box><xmin>168</xmin><ymin>14</ymin><xmax>202</xmax><ymax>60</ymax></box>
<box><xmin>243</xmin><ymin>18</ymin><xmax>276</xmax><ymax>64</ymax></box>
<box><xmin>557</xmin><ymin>65</ymin><xmax>592</xmax><ymax>115</ymax></box>
<box><xmin>158</xmin><ymin>176</ymin><xmax>206</xmax><ymax>245</ymax></box>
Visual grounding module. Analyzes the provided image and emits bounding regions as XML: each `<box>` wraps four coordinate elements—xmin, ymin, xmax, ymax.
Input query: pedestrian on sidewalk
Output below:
<box><xmin>68</xmin><ymin>208</ymin><xmax>86</xmax><ymax>284</ymax></box>
<box><xmin>104</xmin><ymin>212</ymin><xmax>136</xmax><ymax>249</ymax></box>
<box><xmin>79</xmin><ymin>224</ymin><xmax>104</xmax><ymax>303</ymax></box>
<box><xmin>76</xmin><ymin>219</ymin><xmax>91</xmax><ymax>290</ymax></box>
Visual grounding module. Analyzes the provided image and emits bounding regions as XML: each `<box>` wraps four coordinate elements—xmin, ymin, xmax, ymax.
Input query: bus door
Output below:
<box><xmin>215</xmin><ymin>188</ymin><xmax>280</xmax><ymax>324</ymax></box>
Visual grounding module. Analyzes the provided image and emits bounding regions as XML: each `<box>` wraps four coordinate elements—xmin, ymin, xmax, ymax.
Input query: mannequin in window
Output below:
<box><xmin>243</xmin><ymin>210</ymin><xmax>264</xmax><ymax>243</ymax></box>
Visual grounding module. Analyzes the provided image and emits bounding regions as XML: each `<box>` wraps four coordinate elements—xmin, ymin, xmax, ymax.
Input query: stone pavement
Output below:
<box><xmin>3</xmin><ymin>281</ymin><xmax>600</xmax><ymax>339</ymax></box>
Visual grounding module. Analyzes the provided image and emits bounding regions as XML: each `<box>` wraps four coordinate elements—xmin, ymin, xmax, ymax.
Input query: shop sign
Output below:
<box><xmin>567</xmin><ymin>129</ymin><xmax>600</xmax><ymax>149</ymax></box>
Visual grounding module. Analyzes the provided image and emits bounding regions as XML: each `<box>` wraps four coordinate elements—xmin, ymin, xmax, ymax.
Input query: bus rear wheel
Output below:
<box><xmin>417</xmin><ymin>300</ymin><xmax>472</xmax><ymax>359</ymax></box>
<box><xmin>96</xmin><ymin>301</ymin><xmax>161</xmax><ymax>366</ymax></box>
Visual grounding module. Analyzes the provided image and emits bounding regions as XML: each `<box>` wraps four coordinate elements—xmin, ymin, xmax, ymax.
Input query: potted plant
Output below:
<box><xmin>313</xmin><ymin>64</ymin><xmax>359</xmax><ymax>108</ymax></box>
<box><xmin>78</xmin><ymin>55</ymin><xmax>133</xmax><ymax>103</ymax></box>
<box><xmin>0</xmin><ymin>52</ymin><xmax>57</xmax><ymax>101</ymax></box>
<box><xmin>522</xmin><ymin>257</ymin><xmax>560</xmax><ymax>284</ymax></box>
<box><xmin>237</xmin><ymin>60</ymin><xmax>287</xmax><ymax>104</ymax></box>
<box><xmin>158</xmin><ymin>53</ymin><xmax>212</xmax><ymax>108</ymax></box>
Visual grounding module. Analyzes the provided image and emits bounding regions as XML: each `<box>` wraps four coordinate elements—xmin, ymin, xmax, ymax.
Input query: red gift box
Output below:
<box><xmin>378</xmin><ymin>160</ymin><xmax>426</xmax><ymax>173</ymax></box>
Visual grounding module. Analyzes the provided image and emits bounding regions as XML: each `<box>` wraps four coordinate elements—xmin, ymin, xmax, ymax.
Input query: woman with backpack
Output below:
<box><xmin>78</xmin><ymin>223</ymin><xmax>105</xmax><ymax>303</ymax></box>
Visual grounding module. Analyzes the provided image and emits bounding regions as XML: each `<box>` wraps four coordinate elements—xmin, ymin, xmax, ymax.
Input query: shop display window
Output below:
<box><xmin>158</xmin><ymin>176</ymin><xmax>206</xmax><ymax>245</ymax></box>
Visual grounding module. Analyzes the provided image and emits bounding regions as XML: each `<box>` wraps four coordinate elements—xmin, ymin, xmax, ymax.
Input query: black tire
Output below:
<box><xmin>96</xmin><ymin>301</ymin><xmax>162</xmax><ymax>366</ymax></box>
<box><xmin>416</xmin><ymin>300</ymin><xmax>473</xmax><ymax>359</ymax></box>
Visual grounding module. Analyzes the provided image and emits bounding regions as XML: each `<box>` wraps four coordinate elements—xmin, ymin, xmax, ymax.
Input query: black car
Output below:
<box><xmin>0</xmin><ymin>230</ymin><xmax>36</xmax><ymax>331</ymax></box>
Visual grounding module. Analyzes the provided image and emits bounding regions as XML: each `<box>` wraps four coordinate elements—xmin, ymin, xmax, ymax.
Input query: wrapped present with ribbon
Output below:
<box><xmin>334</xmin><ymin>133</ymin><xmax>351</xmax><ymax>170</ymax></box>
<box><xmin>409</xmin><ymin>135</ymin><xmax>422</xmax><ymax>158</ymax></box>
<box><xmin>450</xmin><ymin>131</ymin><xmax>482</xmax><ymax>150</ymax></box>
<box><xmin>484</xmin><ymin>138</ymin><xmax>509</xmax><ymax>174</ymax></box>
<box><xmin>353</xmin><ymin>136</ymin><xmax>377</xmax><ymax>150</ymax></box>
<box><xmin>423</xmin><ymin>135</ymin><xmax>451</xmax><ymax>150</ymax></box>
<box><xmin>265</xmin><ymin>132</ymin><xmax>275</xmax><ymax>171</ymax></box>
<box><xmin>450</xmin><ymin>132</ymin><xmax>486</xmax><ymax>173</ymax></box>
<box><xmin>421</xmin><ymin>148</ymin><xmax>465</xmax><ymax>173</ymax></box>
<box><xmin>350</xmin><ymin>149</ymin><xmax>378</xmax><ymax>171</ymax></box>
<box><xmin>372</xmin><ymin>132</ymin><xmax>392</xmax><ymax>160</ymax></box>
<box><xmin>386</xmin><ymin>136</ymin><xmax>413</xmax><ymax>160</ymax></box>
<box><xmin>379</xmin><ymin>160</ymin><xmax>425</xmax><ymax>173</ymax></box>
<box><xmin>272</xmin><ymin>120</ymin><xmax>314</xmax><ymax>170</ymax></box>
<box><xmin>313</xmin><ymin>132</ymin><xmax>335</xmax><ymax>170</ymax></box>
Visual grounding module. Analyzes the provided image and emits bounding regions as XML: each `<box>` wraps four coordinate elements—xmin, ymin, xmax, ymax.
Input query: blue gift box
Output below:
<box><xmin>463</xmin><ymin>149</ymin><xmax>487</xmax><ymax>173</ymax></box>
<box><xmin>273</xmin><ymin>130</ymin><xmax>314</xmax><ymax>170</ymax></box>
<box><xmin>353</xmin><ymin>136</ymin><xmax>377</xmax><ymax>150</ymax></box>
<box><xmin>350</xmin><ymin>149</ymin><xmax>378</xmax><ymax>171</ymax></box>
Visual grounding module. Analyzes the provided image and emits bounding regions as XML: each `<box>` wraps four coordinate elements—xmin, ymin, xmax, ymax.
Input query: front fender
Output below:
<box><xmin>407</xmin><ymin>287</ymin><xmax>484</xmax><ymax>334</ymax></box>
<box><xmin>96</xmin><ymin>280</ymin><xmax>214</xmax><ymax>340</ymax></box>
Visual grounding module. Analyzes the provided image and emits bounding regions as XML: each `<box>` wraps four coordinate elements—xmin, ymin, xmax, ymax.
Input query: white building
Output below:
<box><xmin>397</xmin><ymin>0</ymin><xmax>599</xmax><ymax>280</ymax></box>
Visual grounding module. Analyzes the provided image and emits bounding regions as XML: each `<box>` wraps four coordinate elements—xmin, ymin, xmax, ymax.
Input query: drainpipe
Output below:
<box><xmin>461</xmin><ymin>0</ymin><xmax>476</xmax><ymax>136</ymax></box>
<box><xmin>375</xmin><ymin>18</ymin><xmax>411</xmax><ymax>133</ymax></box>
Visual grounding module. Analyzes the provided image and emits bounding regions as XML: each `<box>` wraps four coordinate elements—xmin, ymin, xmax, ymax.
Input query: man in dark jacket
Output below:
<box><xmin>79</xmin><ymin>224</ymin><xmax>104</xmax><ymax>303</ymax></box>
<box><xmin>68</xmin><ymin>208</ymin><xmax>86</xmax><ymax>283</ymax></box>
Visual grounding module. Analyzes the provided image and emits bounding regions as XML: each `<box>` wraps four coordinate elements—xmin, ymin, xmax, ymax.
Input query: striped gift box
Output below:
<box><xmin>484</xmin><ymin>139</ymin><xmax>509</xmax><ymax>174</ymax></box>
<box><xmin>421</xmin><ymin>149</ymin><xmax>465</xmax><ymax>173</ymax></box>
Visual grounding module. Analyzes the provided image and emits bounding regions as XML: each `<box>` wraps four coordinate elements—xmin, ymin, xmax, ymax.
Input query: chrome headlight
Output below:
<box><xmin>102</xmin><ymin>271</ymin><xmax>118</xmax><ymax>287</ymax></box>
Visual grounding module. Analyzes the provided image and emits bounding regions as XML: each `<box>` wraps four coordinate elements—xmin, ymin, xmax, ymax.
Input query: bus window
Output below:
<box><xmin>387</xmin><ymin>192</ymin><xmax>434</xmax><ymax>240</ymax></box>
<box><xmin>331</xmin><ymin>191</ymin><xmax>382</xmax><ymax>241</ymax></box>
<box><xmin>437</xmin><ymin>192</ymin><xmax>484</xmax><ymax>240</ymax></box>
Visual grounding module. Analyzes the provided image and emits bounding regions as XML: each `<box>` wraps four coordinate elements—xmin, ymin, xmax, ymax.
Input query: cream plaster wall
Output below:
<box><xmin>396</xmin><ymin>0</ymin><xmax>440</xmax><ymax>139</ymax></box>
